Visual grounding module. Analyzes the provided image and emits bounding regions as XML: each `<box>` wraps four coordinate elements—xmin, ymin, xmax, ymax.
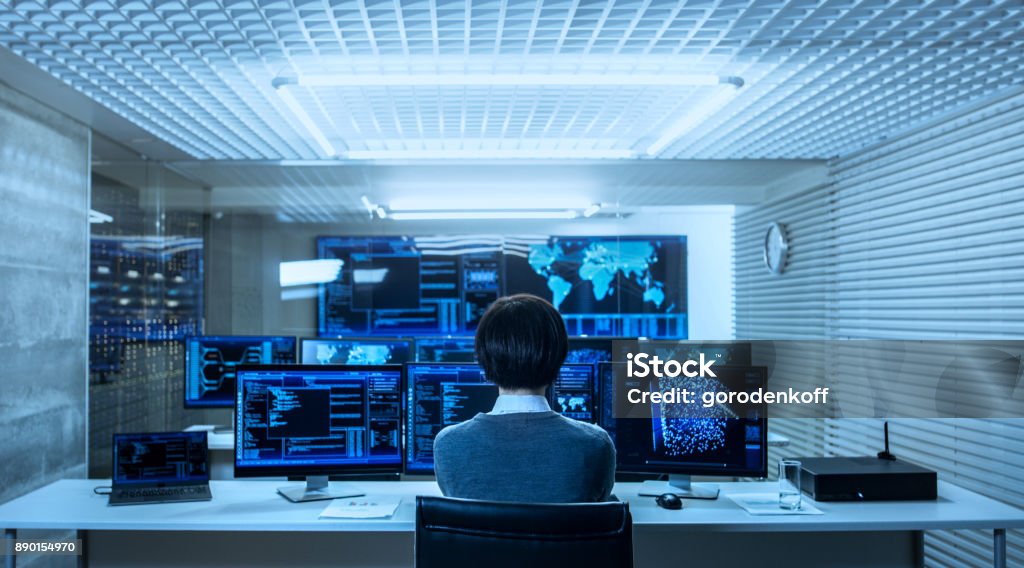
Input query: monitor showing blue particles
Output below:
<box><xmin>405</xmin><ymin>363</ymin><xmax>597</xmax><ymax>474</ymax></box>
<box><xmin>317</xmin><ymin>235</ymin><xmax>686</xmax><ymax>339</ymax></box>
<box><xmin>414</xmin><ymin>337</ymin><xmax>476</xmax><ymax>363</ymax></box>
<box><xmin>184</xmin><ymin>336</ymin><xmax>297</xmax><ymax>408</ymax></box>
<box><xmin>599</xmin><ymin>365</ymin><xmax>767</xmax><ymax>478</ymax></box>
<box><xmin>113</xmin><ymin>432</ymin><xmax>209</xmax><ymax>486</ymax></box>
<box><xmin>234</xmin><ymin>365</ymin><xmax>404</xmax><ymax>476</ymax></box>
<box><xmin>300</xmin><ymin>337</ymin><xmax>412</xmax><ymax>366</ymax></box>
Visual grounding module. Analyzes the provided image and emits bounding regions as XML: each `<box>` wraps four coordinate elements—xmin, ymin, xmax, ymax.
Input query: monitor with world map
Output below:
<box><xmin>317</xmin><ymin>235</ymin><xmax>686</xmax><ymax>338</ymax></box>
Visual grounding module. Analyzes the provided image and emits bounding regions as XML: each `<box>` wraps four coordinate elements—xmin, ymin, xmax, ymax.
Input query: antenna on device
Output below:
<box><xmin>877</xmin><ymin>421</ymin><xmax>897</xmax><ymax>461</ymax></box>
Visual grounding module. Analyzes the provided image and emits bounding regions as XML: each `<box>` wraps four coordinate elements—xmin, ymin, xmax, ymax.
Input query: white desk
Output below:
<box><xmin>2</xmin><ymin>480</ymin><xmax>1020</xmax><ymax>567</ymax></box>
<box><xmin>187</xmin><ymin>425</ymin><xmax>791</xmax><ymax>452</ymax></box>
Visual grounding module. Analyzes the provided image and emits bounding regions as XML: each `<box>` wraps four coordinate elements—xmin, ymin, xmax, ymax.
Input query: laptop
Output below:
<box><xmin>109</xmin><ymin>431</ymin><xmax>213</xmax><ymax>506</ymax></box>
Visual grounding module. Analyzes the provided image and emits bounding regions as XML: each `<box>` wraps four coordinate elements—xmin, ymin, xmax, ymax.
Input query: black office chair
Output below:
<box><xmin>415</xmin><ymin>496</ymin><xmax>633</xmax><ymax>568</ymax></box>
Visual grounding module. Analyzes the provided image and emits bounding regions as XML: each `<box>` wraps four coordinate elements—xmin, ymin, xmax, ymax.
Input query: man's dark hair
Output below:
<box><xmin>474</xmin><ymin>294</ymin><xmax>568</xmax><ymax>391</ymax></box>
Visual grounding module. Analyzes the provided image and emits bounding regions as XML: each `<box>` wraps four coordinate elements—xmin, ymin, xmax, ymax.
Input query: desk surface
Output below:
<box><xmin>1</xmin><ymin>480</ymin><xmax>1021</xmax><ymax>533</ymax></box>
<box><xmin>185</xmin><ymin>425</ymin><xmax>792</xmax><ymax>451</ymax></box>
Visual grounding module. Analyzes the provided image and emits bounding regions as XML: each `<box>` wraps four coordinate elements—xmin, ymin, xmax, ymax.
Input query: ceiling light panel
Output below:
<box><xmin>0</xmin><ymin>1</ymin><xmax>1021</xmax><ymax>160</ymax></box>
<box><xmin>286</xmin><ymin>83</ymin><xmax>716</xmax><ymax>154</ymax></box>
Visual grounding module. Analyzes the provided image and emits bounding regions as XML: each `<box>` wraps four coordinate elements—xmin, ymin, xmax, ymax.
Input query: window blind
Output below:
<box><xmin>735</xmin><ymin>86</ymin><xmax>1024</xmax><ymax>566</ymax></box>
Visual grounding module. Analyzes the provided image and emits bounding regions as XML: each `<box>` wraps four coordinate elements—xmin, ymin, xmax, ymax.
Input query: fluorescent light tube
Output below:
<box><xmin>89</xmin><ymin>209</ymin><xmax>113</xmax><ymax>224</ymax></box>
<box><xmin>583</xmin><ymin>204</ymin><xmax>602</xmax><ymax>218</ymax></box>
<box><xmin>390</xmin><ymin>195</ymin><xmax>591</xmax><ymax>212</ymax></box>
<box><xmin>279</xmin><ymin>259</ymin><xmax>344</xmax><ymax>287</ymax></box>
<box><xmin>345</xmin><ymin>149</ymin><xmax>634</xmax><ymax>160</ymax></box>
<box><xmin>389</xmin><ymin>210</ymin><xmax>580</xmax><ymax>221</ymax></box>
<box><xmin>275</xmin><ymin>84</ymin><xmax>336</xmax><ymax>157</ymax></box>
<box><xmin>291</xmin><ymin>73</ymin><xmax>734</xmax><ymax>88</ymax></box>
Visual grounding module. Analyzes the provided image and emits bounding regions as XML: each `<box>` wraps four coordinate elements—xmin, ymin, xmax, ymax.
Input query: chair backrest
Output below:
<box><xmin>415</xmin><ymin>496</ymin><xmax>633</xmax><ymax>568</ymax></box>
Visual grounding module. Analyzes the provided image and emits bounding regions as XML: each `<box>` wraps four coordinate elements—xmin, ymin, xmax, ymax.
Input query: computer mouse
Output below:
<box><xmin>655</xmin><ymin>493</ymin><xmax>683</xmax><ymax>510</ymax></box>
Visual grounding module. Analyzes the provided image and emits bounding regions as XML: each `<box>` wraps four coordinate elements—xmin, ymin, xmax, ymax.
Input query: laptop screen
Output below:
<box><xmin>113</xmin><ymin>432</ymin><xmax>210</xmax><ymax>486</ymax></box>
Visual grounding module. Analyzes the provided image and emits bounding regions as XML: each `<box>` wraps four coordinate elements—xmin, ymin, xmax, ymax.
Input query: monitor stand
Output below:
<box><xmin>277</xmin><ymin>476</ymin><xmax>365</xmax><ymax>503</ymax></box>
<box><xmin>638</xmin><ymin>474</ymin><xmax>720</xmax><ymax>500</ymax></box>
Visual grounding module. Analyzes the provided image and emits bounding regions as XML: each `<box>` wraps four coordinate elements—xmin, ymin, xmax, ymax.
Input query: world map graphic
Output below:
<box><xmin>527</xmin><ymin>240</ymin><xmax>668</xmax><ymax>311</ymax></box>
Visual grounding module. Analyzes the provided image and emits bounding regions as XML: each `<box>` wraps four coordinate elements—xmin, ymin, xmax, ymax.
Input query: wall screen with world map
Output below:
<box><xmin>317</xmin><ymin>235</ymin><xmax>686</xmax><ymax>339</ymax></box>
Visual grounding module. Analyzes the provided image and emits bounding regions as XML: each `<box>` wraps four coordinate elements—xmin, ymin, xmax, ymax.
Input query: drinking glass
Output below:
<box><xmin>779</xmin><ymin>459</ymin><xmax>802</xmax><ymax>510</ymax></box>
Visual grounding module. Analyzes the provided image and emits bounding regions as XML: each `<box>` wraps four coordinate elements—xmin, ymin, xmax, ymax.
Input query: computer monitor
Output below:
<box><xmin>550</xmin><ymin>364</ymin><xmax>598</xmax><ymax>423</ymax></box>
<box><xmin>300</xmin><ymin>337</ymin><xmax>413</xmax><ymax>365</ymax></box>
<box><xmin>599</xmin><ymin>363</ymin><xmax>768</xmax><ymax>499</ymax></box>
<box><xmin>184</xmin><ymin>335</ymin><xmax>297</xmax><ymax>408</ymax></box>
<box><xmin>566</xmin><ymin>336</ymin><xmax>620</xmax><ymax>364</ymax></box>
<box><xmin>235</xmin><ymin>364</ymin><xmax>404</xmax><ymax>502</ymax></box>
<box><xmin>112</xmin><ymin>431</ymin><xmax>209</xmax><ymax>486</ymax></box>
<box><xmin>648</xmin><ymin>341</ymin><xmax>752</xmax><ymax>366</ymax></box>
<box><xmin>414</xmin><ymin>336</ymin><xmax>476</xmax><ymax>362</ymax></box>
<box><xmin>404</xmin><ymin>362</ymin><xmax>597</xmax><ymax>475</ymax></box>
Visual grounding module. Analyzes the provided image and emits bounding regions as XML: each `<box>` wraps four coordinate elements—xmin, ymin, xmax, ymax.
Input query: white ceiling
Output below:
<box><xmin>3</xmin><ymin>0</ymin><xmax>1023</xmax><ymax>162</ymax></box>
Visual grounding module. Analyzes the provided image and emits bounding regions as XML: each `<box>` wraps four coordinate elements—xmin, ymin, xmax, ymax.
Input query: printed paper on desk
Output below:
<box><xmin>320</xmin><ymin>497</ymin><xmax>402</xmax><ymax>519</ymax></box>
<box><xmin>727</xmin><ymin>493</ymin><xmax>824</xmax><ymax>516</ymax></box>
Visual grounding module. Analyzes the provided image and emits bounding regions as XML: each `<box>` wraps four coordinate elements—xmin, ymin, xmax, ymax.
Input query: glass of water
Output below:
<box><xmin>779</xmin><ymin>459</ymin><xmax>802</xmax><ymax>510</ymax></box>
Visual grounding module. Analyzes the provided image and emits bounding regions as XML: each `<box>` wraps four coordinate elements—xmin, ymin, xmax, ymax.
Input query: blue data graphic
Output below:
<box><xmin>113</xmin><ymin>432</ymin><xmax>208</xmax><ymax>485</ymax></box>
<box><xmin>236</xmin><ymin>368</ymin><xmax>402</xmax><ymax>470</ymax></box>
<box><xmin>566</xmin><ymin>337</ymin><xmax>619</xmax><ymax>364</ymax></box>
<box><xmin>551</xmin><ymin>364</ymin><xmax>598</xmax><ymax>423</ymax></box>
<box><xmin>317</xmin><ymin>235</ymin><xmax>687</xmax><ymax>338</ymax></box>
<box><xmin>301</xmin><ymin>338</ymin><xmax>412</xmax><ymax>365</ymax></box>
<box><xmin>184</xmin><ymin>336</ymin><xmax>297</xmax><ymax>407</ymax></box>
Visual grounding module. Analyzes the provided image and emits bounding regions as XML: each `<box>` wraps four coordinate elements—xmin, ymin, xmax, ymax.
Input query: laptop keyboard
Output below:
<box><xmin>111</xmin><ymin>485</ymin><xmax>211</xmax><ymax>505</ymax></box>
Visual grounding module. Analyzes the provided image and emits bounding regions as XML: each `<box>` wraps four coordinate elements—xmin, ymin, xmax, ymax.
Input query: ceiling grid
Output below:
<box><xmin>1</xmin><ymin>0</ymin><xmax>1021</xmax><ymax>160</ymax></box>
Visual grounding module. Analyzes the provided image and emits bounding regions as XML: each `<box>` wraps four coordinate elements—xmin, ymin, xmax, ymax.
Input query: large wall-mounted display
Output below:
<box><xmin>317</xmin><ymin>235</ymin><xmax>686</xmax><ymax>338</ymax></box>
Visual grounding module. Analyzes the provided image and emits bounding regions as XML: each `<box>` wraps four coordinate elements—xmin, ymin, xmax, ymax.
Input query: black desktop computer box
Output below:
<box><xmin>795</xmin><ymin>457</ymin><xmax>937</xmax><ymax>502</ymax></box>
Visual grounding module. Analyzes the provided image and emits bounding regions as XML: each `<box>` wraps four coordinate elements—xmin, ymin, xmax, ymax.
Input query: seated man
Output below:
<box><xmin>434</xmin><ymin>294</ymin><xmax>616</xmax><ymax>503</ymax></box>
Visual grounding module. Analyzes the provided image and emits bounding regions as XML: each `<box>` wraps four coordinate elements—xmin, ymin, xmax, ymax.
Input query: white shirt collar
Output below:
<box><xmin>489</xmin><ymin>394</ymin><xmax>551</xmax><ymax>415</ymax></box>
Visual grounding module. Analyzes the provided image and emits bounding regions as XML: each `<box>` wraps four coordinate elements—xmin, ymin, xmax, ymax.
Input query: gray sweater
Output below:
<box><xmin>433</xmin><ymin>411</ymin><xmax>616</xmax><ymax>503</ymax></box>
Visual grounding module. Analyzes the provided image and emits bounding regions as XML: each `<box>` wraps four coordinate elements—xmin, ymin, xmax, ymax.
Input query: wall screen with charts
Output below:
<box><xmin>317</xmin><ymin>235</ymin><xmax>686</xmax><ymax>338</ymax></box>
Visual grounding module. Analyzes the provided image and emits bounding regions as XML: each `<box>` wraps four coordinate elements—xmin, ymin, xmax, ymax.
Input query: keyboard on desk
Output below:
<box><xmin>109</xmin><ymin>484</ymin><xmax>212</xmax><ymax>506</ymax></box>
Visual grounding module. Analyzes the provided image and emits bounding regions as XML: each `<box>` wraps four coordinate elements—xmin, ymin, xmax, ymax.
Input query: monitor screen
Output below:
<box><xmin>112</xmin><ymin>431</ymin><xmax>209</xmax><ymax>486</ymax></box>
<box><xmin>300</xmin><ymin>337</ymin><xmax>412</xmax><ymax>365</ymax></box>
<box><xmin>184</xmin><ymin>335</ymin><xmax>297</xmax><ymax>408</ymax></box>
<box><xmin>234</xmin><ymin>365</ymin><xmax>403</xmax><ymax>476</ymax></box>
<box><xmin>405</xmin><ymin>363</ymin><xmax>495</xmax><ymax>475</ymax></box>
<box><xmin>550</xmin><ymin>364</ymin><xmax>598</xmax><ymax>423</ymax></box>
<box><xmin>599</xmin><ymin>364</ymin><xmax>767</xmax><ymax>478</ymax></box>
<box><xmin>647</xmin><ymin>341</ymin><xmax>752</xmax><ymax>366</ymax></box>
<box><xmin>414</xmin><ymin>337</ymin><xmax>476</xmax><ymax>362</ymax></box>
<box><xmin>404</xmin><ymin>363</ymin><xmax>598</xmax><ymax>474</ymax></box>
<box><xmin>317</xmin><ymin>235</ymin><xmax>687</xmax><ymax>338</ymax></box>
<box><xmin>566</xmin><ymin>337</ymin><xmax>620</xmax><ymax>364</ymax></box>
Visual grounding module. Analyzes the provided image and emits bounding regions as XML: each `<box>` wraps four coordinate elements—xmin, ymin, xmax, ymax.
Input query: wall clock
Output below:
<box><xmin>764</xmin><ymin>222</ymin><xmax>789</xmax><ymax>275</ymax></box>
